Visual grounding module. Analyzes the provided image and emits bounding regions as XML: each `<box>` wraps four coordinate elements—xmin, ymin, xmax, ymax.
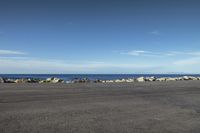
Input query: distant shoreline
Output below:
<box><xmin>1</xmin><ymin>75</ymin><xmax>200</xmax><ymax>84</ymax></box>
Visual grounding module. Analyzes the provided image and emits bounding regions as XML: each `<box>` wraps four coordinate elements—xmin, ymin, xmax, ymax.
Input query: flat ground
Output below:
<box><xmin>1</xmin><ymin>81</ymin><xmax>200</xmax><ymax>133</ymax></box>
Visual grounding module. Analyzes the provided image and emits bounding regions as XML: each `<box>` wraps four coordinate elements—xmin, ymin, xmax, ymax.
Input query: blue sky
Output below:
<box><xmin>0</xmin><ymin>0</ymin><xmax>200</xmax><ymax>74</ymax></box>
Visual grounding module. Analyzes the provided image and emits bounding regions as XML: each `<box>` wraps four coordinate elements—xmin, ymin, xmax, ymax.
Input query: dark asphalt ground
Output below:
<box><xmin>1</xmin><ymin>81</ymin><xmax>200</xmax><ymax>133</ymax></box>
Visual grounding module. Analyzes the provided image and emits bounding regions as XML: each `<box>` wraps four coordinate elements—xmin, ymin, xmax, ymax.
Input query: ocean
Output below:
<box><xmin>0</xmin><ymin>74</ymin><xmax>200</xmax><ymax>81</ymax></box>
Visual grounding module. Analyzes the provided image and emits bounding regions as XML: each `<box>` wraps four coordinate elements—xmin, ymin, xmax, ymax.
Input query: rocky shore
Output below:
<box><xmin>0</xmin><ymin>76</ymin><xmax>200</xmax><ymax>84</ymax></box>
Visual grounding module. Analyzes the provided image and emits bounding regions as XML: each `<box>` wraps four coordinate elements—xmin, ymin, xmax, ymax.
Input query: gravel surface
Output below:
<box><xmin>1</xmin><ymin>81</ymin><xmax>200</xmax><ymax>133</ymax></box>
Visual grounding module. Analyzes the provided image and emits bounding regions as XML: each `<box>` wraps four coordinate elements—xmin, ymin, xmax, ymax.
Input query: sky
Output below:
<box><xmin>0</xmin><ymin>0</ymin><xmax>200</xmax><ymax>74</ymax></box>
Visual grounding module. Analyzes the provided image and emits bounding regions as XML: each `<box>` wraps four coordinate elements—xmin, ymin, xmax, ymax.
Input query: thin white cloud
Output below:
<box><xmin>2</xmin><ymin>49</ymin><xmax>200</xmax><ymax>74</ymax></box>
<box><xmin>0</xmin><ymin>50</ymin><xmax>26</xmax><ymax>55</ymax></box>
<box><xmin>0</xmin><ymin>56</ymin><xmax>30</xmax><ymax>59</ymax></box>
<box><xmin>122</xmin><ymin>50</ymin><xmax>200</xmax><ymax>57</ymax></box>
<box><xmin>0</xmin><ymin>57</ymin><xmax>158</xmax><ymax>74</ymax></box>
<box><xmin>121</xmin><ymin>50</ymin><xmax>164</xmax><ymax>57</ymax></box>
<box><xmin>123</xmin><ymin>50</ymin><xmax>148</xmax><ymax>56</ymax></box>
<box><xmin>149</xmin><ymin>30</ymin><xmax>160</xmax><ymax>35</ymax></box>
<box><xmin>187</xmin><ymin>52</ymin><xmax>200</xmax><ymax>56</ymax></box>
<box><xmin>0</xmin><ymin>58</ymin><xmax>154</xmax><ymax>69</ymax></box>
<box><xmin>163</xmin><ymin>51</ymin><xmax>183</xmax><ymax>56</ymax></box>
<box><xmin>173</xmin><ymin>57</ymin><xmax>200</xmax><ymax>66</ymax></box>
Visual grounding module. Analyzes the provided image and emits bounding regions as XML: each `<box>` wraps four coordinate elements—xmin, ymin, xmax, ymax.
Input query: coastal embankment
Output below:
<box><xmin>0</xmin><ymin>76</ymin><xmax>200</xmax><ymax>83</ymax></box>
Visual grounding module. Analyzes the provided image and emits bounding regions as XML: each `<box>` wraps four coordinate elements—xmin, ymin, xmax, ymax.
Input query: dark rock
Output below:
<box><xmin>94</xmin><ymin>79</ymin><xmax>103</xmax><ymax>83</ymax></box>
<box><xmin>4</xmin><ymin>78</ymin><xmax>15</xmax><ymax>83</ymax></box>
<box><xmin>80</xmin><ymin>78</ymin><xmax>90</xmax><ymax>83</ymax></box>
<box><xmin>27</xmin><ymin>78</ymin><xmax>40</xmax><ymax>83</ymax></box>
<box><xmin>71</xmin><ymin>78</ymin><xmax>90</xmax><ymax>83</ymax></box>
